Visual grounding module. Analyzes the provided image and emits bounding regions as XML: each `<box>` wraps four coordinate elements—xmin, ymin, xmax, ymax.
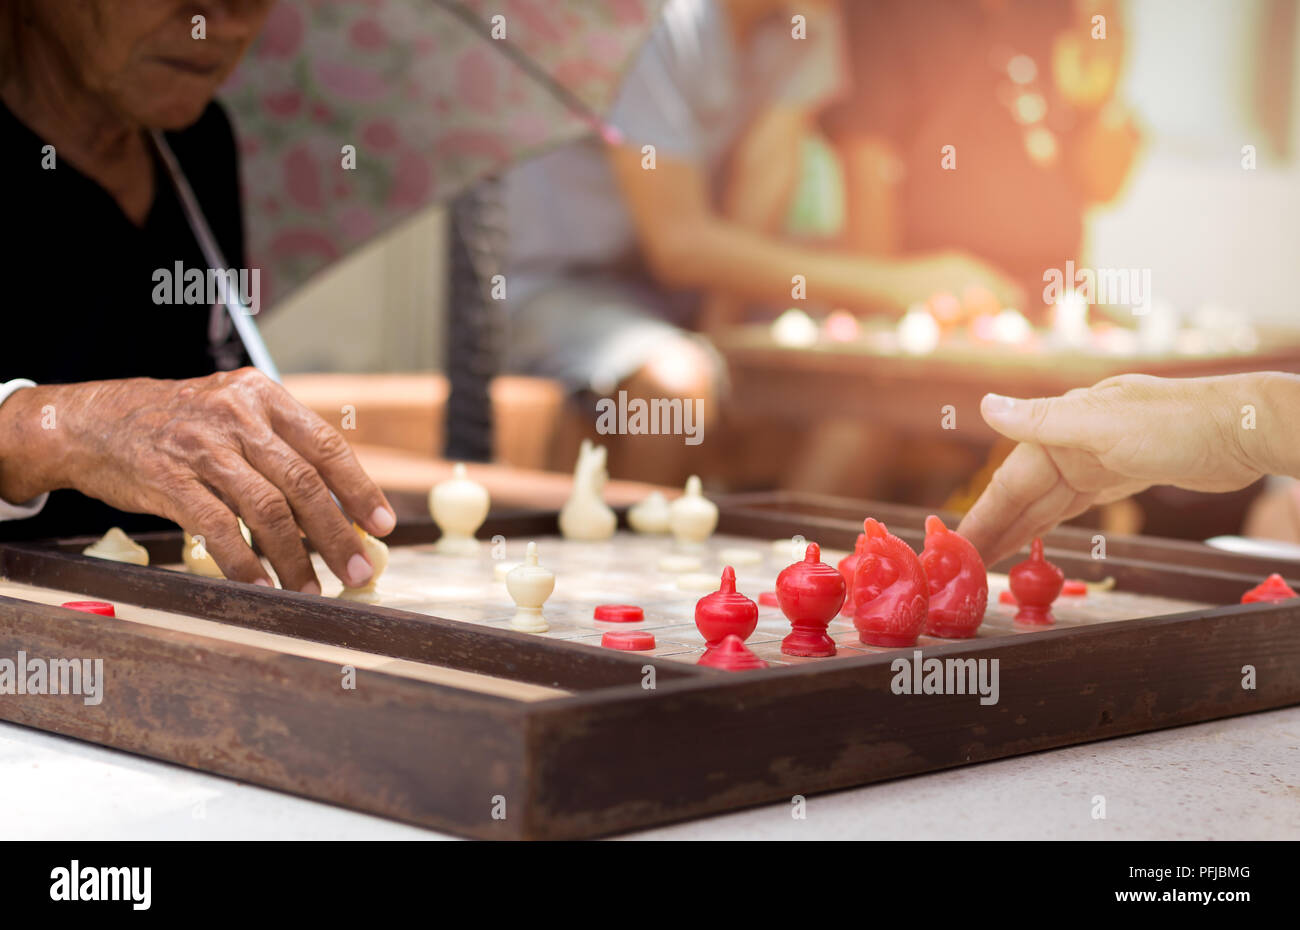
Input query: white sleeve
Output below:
<box><xmin>0</xmin><ymin>379</ymin><xmax>49</xmax><ymax>521</ymax></box>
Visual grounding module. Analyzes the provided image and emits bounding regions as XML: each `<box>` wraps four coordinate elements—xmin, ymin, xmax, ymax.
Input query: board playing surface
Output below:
<box><xmin>195</xmin><ymin>530</ymin><xmax>1214</xmax><ymax>668</ymax></box>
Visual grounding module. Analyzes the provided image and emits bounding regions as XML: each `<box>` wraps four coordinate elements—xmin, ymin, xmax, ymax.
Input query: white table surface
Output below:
<box><xmin>3</xmin><ymin>707</ymin><xmax>1297</xmax><ymax>840</ymax></box>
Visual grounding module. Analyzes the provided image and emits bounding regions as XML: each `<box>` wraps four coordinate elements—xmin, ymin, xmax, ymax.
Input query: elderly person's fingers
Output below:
<box><xmin>257</xmin><ymin>376</ymin><xmax>395</xmax><ymax>537</ymax></box>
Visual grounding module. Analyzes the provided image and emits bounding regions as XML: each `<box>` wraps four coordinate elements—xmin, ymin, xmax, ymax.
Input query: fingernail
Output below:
<box><xmin>347</xmin><ymin>553</ymin><xmax>373</xmax><ymax>587</ymax></box>
<box><xmin>370</xmin><ymin>505</ymin><xmax>396</xmax><ymax>536</ymax></box>
<box><xmin>300</xmin><ymin>580</ymin><xmax>321</xmax><ymax>596</ymax></box>
<box><xmin>253</xmin><ymin>578</ymin><xmax>272</xmax><ymax>587</ymax></box>
<box><xmin>983</xmin><ymin>393</ymin><xmax>1018</xmax><ymax>415</ymax></box>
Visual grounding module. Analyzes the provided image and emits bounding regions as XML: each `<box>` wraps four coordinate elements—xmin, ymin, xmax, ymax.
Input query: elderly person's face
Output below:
<box><xmin>30</xmin><ymin>0</ymin><xmax>275</xmax><ymax>128</ymax></box>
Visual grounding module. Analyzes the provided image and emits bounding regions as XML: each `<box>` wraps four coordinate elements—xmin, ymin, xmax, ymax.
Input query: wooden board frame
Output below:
<box><xmin>1</xmin><ymin>494</ymin><xmax>1297</xmax><ymax>839</ymax></box>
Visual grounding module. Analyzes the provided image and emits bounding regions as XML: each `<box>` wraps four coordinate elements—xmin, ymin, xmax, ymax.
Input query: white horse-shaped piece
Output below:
<box><xmin>559</xmin><ymin>439</ymin><xmax>617</xmax><ymax>541</ymax></box>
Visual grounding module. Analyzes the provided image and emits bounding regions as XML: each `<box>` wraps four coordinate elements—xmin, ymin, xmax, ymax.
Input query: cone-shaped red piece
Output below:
<box><xmin>697</xmin><ymin>633</ymin><xmax>768</xmax><ymax>671</ymax></box>
<box><xmin>1241</xmin><ymin>573</ymin><xmax>1299</xmax><ymax>604</ymax></box>
<box><xmin>695</xmin><ymin>566</ymin><xmax>758</xmax><ymax>654</ymax></box>
<box><xmin>1008</xmin><ymin>538</ymin><xmax>1064</xmax><ymax>625</ymax></box>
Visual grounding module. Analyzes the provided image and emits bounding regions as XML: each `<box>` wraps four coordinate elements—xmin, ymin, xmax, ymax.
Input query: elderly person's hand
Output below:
<box><xmin>957</xmin><ymin>372</ymin><xmax>1298</xmax><ymax>565</ymax></box>
<box><xmin>0</xmin><ymin>369</ymin><xmax>395</xmax><ymax>592</ymax></box>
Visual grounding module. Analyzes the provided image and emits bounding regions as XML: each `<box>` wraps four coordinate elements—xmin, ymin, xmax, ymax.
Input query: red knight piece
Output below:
<box><xmin>1241</xmin><ymin>573</ymin><xmax>1299</xmax><ymax>604</ymax></box>
<box><xmin>1008</xmin><ymin>538</ymin><xmax>1064</xmax><ymax>625</ymax></box>
<box><xmin>837</xmin><ymin>533</ymin><xmax>868</xmax><ymax>616</ymax></box>
<box><xmin>852</xmin><ymin>518</ymin><xmax>929</xmax><ymax>647</ymax></box>
<box><xmin>778</xmin><ymin>542</ymin><xmax>847</xmax><ymax>657</ymax></box>
<box><xmin>919</xmin><ymin>515</ymin><xmax>988</xmax><ymax>638</ymax></box>
<box><xmin>695</xmin><ymin>566</ymin><xmax>758</xmax><ymax>659</ymax></box>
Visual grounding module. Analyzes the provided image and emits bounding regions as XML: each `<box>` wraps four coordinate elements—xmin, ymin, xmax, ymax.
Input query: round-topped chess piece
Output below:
<box><xmin>1008</xmin><ymin>538</ymin><xmax>1063</xmax><ymax>625</ymax></box>
<box><xmin>506</xmin><ymin>541</ymin><xmax>555</xmax><ymax>633</ymax></box>
<box><xmin>627</xmin><ymin>490</ymin><xmax>671</xmax><ymax>535</ymax></box>
<box><xmin>778</xmin><ymin>542</ymin><xmax>846</xmax><ymax>657</ymax></box>
<box><xmin>669</xmin><ymin>475</ymin><xmax>717</xmax><ymax>550</ymax></box>
<box><xmin>430</xmin><ymin>463</ymin><xmax>490</xmax><ymax>555</ymax></box>
<box><xmin>694</xmin><ymin>566</ymin><xmax>757</xmax><ymax>659</ymax></box>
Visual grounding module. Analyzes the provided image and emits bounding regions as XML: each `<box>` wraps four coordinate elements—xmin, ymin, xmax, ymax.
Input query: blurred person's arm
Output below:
<box><xmin>606</xmin><ymin>144</ymin><xmax>1023</xmax><ymax>316</ymax></box>
<box><xmin>837</xmin><ymin>133</ymin><xmax>904</xmax><ymax>255</ymax></box>
<box><xmin>697</xmin><ymin>104</ymin><xmax>810</xmax><ymax>333</ymax></box>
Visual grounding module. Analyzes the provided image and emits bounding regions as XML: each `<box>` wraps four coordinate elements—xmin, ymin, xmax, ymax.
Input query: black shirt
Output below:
<box><xmin>0</xmin><ymin>100</ymin><xmax>249</xmax><ymax>541</ymax></box>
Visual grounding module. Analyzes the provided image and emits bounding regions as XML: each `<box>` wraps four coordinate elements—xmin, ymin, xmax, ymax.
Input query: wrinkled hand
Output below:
<box><xmin>957</xmin><ymin>374</ymin><xmax>1264</xmax><ymax>566</ymax></box>
<box><xmin>43</xmin><ymin>368</ymin><xmax>394</xmax><ymax>591</ymax></box>
<box><xmin>888</xmin><ymin>251</ymin><xmax>1025</xmax><ymax>315</ymax></box>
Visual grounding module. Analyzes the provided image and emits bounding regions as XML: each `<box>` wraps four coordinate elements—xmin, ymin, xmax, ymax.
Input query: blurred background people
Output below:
<box><xmin>495</xmin><ymin>0</ymin><xmax>1021</xmax><ymax>484</ymax></box>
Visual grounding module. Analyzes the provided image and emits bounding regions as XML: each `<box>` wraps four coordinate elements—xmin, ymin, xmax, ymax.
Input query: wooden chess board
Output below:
<box><xmin>1</xmin><ymin>493</ymin><xmax>1298</xmax><ymax>839</ymax></box>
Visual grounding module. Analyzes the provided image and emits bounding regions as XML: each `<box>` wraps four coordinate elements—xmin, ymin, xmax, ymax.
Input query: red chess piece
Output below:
<box><xmin>1008</xmin><ymin>538</ymin><xmax>1064</xmax><ymax>625</ymax></box>
<box><xmin>837</xmin><ymin>533</ymin><xmax>868</xmax><ymax>616</ymax></box>
<box><xmin>1241</xmin><ymin>573</ymin><xmax>1299</xmax><ymax>604</ymax></box>
<box><xmin>695</xmin><ymin>566</ymin><xmax>758</xmax><ymax>659</ymax></box>
<box><xmin>778</xmin><ymin>542</ymin><xmax>846</xmax><ymax>657</ymax></box>
<box><xmin>919</xmin><ymin>515</ymin><xmax>988</xmax><ymax>639</ymax></box>
<box><xmin>698</xmin><ymin>634</ymin><xmax>768</xmax><ymax>671</ymax></box>
<box><xmin>852</xmin><ymin>518</ymin><xmax>929</xmax><ymax>647</ymax></box>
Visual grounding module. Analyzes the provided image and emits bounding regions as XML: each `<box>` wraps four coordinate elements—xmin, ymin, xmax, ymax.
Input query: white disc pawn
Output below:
<box><xmin>506</xmin><ymin>542</ymin><xmax>555</xmax><ymax>633</ymax></box>
<box><xmin>430</xmin><ymin>463</ymin><xmax>490</xmax><ymax>555</ymax></box>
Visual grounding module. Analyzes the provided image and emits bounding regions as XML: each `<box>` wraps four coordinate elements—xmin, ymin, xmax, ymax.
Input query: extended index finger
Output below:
<box><xmin>957</xmin><ymin>443</ymin><xmax>1067</xmax><ymax>565</ymax></box>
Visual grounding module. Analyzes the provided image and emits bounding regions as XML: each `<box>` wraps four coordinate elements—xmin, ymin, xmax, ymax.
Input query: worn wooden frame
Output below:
<box><xmin>1</xmin><ymin>493</ymin><xmax>1297</xmax><ymax>839</ymax></box>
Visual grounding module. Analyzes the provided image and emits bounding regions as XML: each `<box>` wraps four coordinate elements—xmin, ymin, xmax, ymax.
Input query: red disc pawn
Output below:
<box><xmin>1061</xmin><ymin>580</ymin><xmax>1089</xmax><ymax>597</ymax></box>
<box><xmin>602</xmin><ymin>630</ymin><xmax>656</xmax><ymax>651</ymax></box>
<box><xmin>758</xmin><ymin>591</ymin><xmax>780</xmax><ymax>607</ymax></box>
<box><xmin>697</xmin><ymin>634</ymin><xmax>768</xmax><ymax>671</ymax></box>
<box><xmin>837</xmin><ymin>533</ymin><xmax>868</xmax><ymax>616</ymax></box>
<box><xmin>696</xmin><ymin>567</ymin><xmax>758</xmax><ymax>659</ymax></box>
<box><xmin>998</xmin><ymin>589</ymin><xmax>1018</xmax><ymax>606</ymax></box>
<box><xmin>778</xmin><ymin>542</ymin><xmax>846</xmax><ymax>657</ymax></box>
<box><xmin>61</xmin><ymin>600</ymin><xmax>116</xmax><ymax>617</ymax></box>
<box><xmin>1241</xmin><ymin>573</ymin><xmax>1299</xmax><ymax>604</ymax></box>
<box><xmin>1008</xmin><ymin>538</ymin><xmax>1064</xmax><ymax>625</ymax></box>
<box><xmin>594</xmin><ymin>604</ymin><xmax>644</xmax><ymax>623</ymax></box>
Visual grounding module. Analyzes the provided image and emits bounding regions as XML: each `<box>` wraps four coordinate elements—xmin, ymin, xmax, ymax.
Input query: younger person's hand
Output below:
<box><xmin>958</xmin><ymin>373</ymin><xmax>1275</xmax><ymax>565</ymax></box>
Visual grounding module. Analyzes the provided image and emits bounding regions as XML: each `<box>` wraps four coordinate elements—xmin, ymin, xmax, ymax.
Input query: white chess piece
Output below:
<box><xmin>506</xmin><ymin>541</ymin><xmax>554</xmax><ymax>632</ymax></box>
<box><xmin>430</xmin><ymin>463</ymin><xmax>490</xmax><ymax>555</ymax></box>
<box><xmin>669</xmin><ymin>475</ymin><xmax>717</xmax><ymax>549</ymax></box>
<box><xmin>340</xmin><ymin>524</ymin><xmax>389</xmax><ymax>603</ymax></box>
<box><xmin>183</xmin><ymin>519</ymin><xmax>252</xmax><ymax>578</ymax></box>
<box><xmin>559</xmin><ymin>439</ymin><xmax>616</xmax><ymax>541</ymax></box>
<box><xmin>82</xmin><ymin>527</ymin><xmax>149</xmax><ymax>566</ymax></box>
<box><xmin>627</xmin><ymin>491</ymin><xmax>671</xmax><ymax>535</ymax></box>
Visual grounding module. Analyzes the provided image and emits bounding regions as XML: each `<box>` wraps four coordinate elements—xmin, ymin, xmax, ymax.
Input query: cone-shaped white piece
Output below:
<box><xmin>669</xmin><ymin>475</ymin><xmax>717</xmax><ymax>549</ymax></box>
<box><xmin>628</xmin><ymin>490</ymin><xmax>671</xmax><ymax>534</ymax></box>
